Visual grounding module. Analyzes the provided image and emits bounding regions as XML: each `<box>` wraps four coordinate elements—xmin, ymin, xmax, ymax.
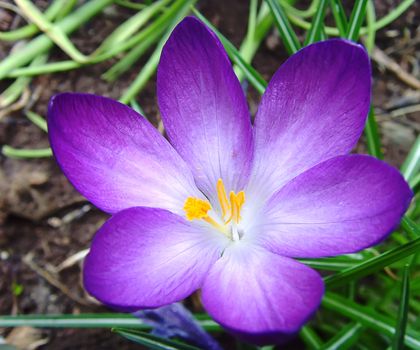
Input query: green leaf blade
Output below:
<box><xmin>392</xmin><ymin>265</ymin><xmax>411</xmax><ymax>350</ymax></box>
<box><xmin>265</xmin><ymin>0</ymin><xmax>301</xmax><ymax>54</ymax></box>
<box><xmin>324</xmin><ymin>235</ymin><xmax>420</xmax><ymax>287</ymax></box>
<box><xmin>114</xmin><ymin>328</ymin><xmax>200</xmax><ymax>350</ymax></box>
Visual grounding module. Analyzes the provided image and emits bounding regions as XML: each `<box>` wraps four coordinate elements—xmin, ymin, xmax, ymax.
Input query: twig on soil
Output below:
<box><xmin>384</xmin><ymin>266</ymin><xmax>398</xmax><ymax>280</ymax></box>
<box><xmin>53</xmin><ymin>249</ymin><xmax>89</xmax><ymax>273</ymax></box>
<box><xmin>5</xmin><ymin>326</ymin><xmax>49</xmax><ymax>350</ymax></box>
<box><xmin>371</xmin><ymin>46</ymin><xmax>420</xmax><ymax>90</ymax></box>
<box><xmin>0</xmin><ymin>1</ymin><xmax>21</xmax><ymax>15</ymax></box>
<box><xmin>0</xmin><ymin>87</ymin><xmax>30</xmax><ymax>120</ymax></box>
<box><xmin>22</xmin><ymin>252</ymin><xmax>91</xmax><ymax>306</ymax></box>
<box><xmin>382</xmin><ymin>103</ymin><xmax>420</xmax><ymax>118</ymax></box>
<box><xmin>384</xmin><ymin>35</ymin><xmax>420</xmax><ymax>56</ymax></box>
<box><xmin>47</xmin><ymin>204</ymin><xmax>92</xmax><ymax>228</ymax></box>
<box><xmin>158</xmin><ymin>120</ymin><xmax>164</xmax><ymax>134</ymax></box>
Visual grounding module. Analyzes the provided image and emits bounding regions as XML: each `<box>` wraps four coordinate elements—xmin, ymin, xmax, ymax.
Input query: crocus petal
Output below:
<box><xmin>201</xmin><ymin>243</ymin><xmax>324</xmax><ymax>345</ymax></box>
<box><xmin>247</xmin><ymin>39</ymin><xmax>371</xmax><ymax>202</ymax></box>
<box><xmin>157</xmin><ymin>17</ymin><xmax>253</xmax><ymax>201</ymax></box>
<box><xmin>134</xmin><ymin>304</ymin><xmax>223</xmax><ymax>350</ymax></box>
<box><xmin>48</xmin><ymin>93</ymin><xmax>202</xmax><ymax>215</ymax></box>
<box><xmin>84</xmin><ymin>207</ymin><xmax>228</xmax><ymax>309</ymax></box>
<box><xmin>249</xmin><ymin>155</ymin><xmax>412</xmax><ymax>258</ymax></box>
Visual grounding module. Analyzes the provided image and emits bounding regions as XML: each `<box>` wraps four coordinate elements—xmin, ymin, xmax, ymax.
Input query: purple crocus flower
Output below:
<box><xmin>48</xmin><ymin>17</ymin><xmax>412</xmax><ymax>344</ymax></box>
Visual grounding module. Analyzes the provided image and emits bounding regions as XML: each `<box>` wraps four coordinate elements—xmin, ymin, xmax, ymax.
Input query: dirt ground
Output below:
<box><xmin>0</xmin><ymin>0</ymin><xmax>419</xmax><ymax>349</ymax></box>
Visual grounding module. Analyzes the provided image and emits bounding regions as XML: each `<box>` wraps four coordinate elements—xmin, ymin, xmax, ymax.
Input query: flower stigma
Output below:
<box><xmin>183</xmin><ymin>178</ymin><xmax>245</xmax><ymax>241</ymax></box>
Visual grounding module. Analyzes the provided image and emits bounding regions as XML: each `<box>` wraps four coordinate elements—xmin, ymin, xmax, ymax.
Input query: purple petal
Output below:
<box><xmin>249</xmin><ymin>155</ymin><xmax>412</xmax><ymax>258</ymax></box>
<box><xmin>48</xmin><ymin>93</ymin><xmax>202</xmax><ymax>215</ymax></box>
<box><xmin>134</xmin><ymin>303</ymin><xmax>223</xmax><ymax>350</ymax></box>
<box><xmin>201</xmin><ymin>243</ymin><xmax>324</xmax><ymax>345</ymax></box>
<box><xmin>84</xmin><ymin>207</ymin><xmax>228</xmax><ymax>309</ymax></box>
<box><xmin>247</xmin><ymin>39</ymin><xmax>371</xmax><ymax>202</ymax></box>
<box><xmin>157</xmin><ymin>17</ymin><xmax>253</xmax><ymax>201</ymax></box>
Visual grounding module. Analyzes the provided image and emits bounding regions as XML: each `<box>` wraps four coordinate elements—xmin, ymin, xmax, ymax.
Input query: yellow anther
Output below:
<box><xmin>226</xmin><ymin>191</ymin><xmax>245</xmax><ymax>224</ymax></box>
<box><xmin>217</xmin><ymin>178</ymin><xmax>230</xmax><ymax>219</ymax></box>
<box><xmin>236</xmin><ymin>191</ymin><xmax>245</xmax><ymax>208</ymax></box>
<box><xmin>183</xmin><ymin>196</ymin><xmax>229</xmax><ymax>234</ymax></box>
<box><xmin>183</xmin><ymin>197</ymin><xmax>211</xmax><ymax>221</ymax></box>
<box><xmin>183</xmin><ymin>179</ymin><xmax>246</xmax><ymax>238</ymax></box>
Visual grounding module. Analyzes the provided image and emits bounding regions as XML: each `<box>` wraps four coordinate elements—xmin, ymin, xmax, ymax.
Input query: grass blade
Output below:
<box><xmin>285</xmin><ymin>0</ymin><xmax>414</xmax><ymax>37</ymax></box>
<box><xmin>280</xmin><ymin>0</ymin><xmax>319</xmax><ymax>18</ymax></box>
<box><xmin>368</xmin><ymin>0</ymin><xmax>414</xmax><ymax>37</ymax></box>
<box><xmin>304</xmin><ymin>0</ymin><xmax>328</xmax><ymax>45</ymax></box>
<box><xmin>322</xmin><ymin>293</ymin><xmax>420</xmax><ymax>349</ymax></box>
<box><xmin>103</xmin><ymin>23</ymin><xmax>168</xmax><ymax>81</ymax></box>
<box><xmin>0</xmin><ymin>54</ymin><xmax>48</xmax><ymax>108</ymax></box>
<box><xmin>265</xmin><ymin>0</ymin><xmax>301</xmax><ymax>54</ymax></box>
<box><xmin>234</xmin><ymin>1</ymin><xmax>273</xmax><ymax>81</ymax></box>
<box><xmin>329</xmin><ymin>0</ymin><xmax>348</xmax><ymax>36</ymax></box>
<box><xmin>392</xmin><ymin>265</ymin><xmax>411</xmax><ymax>350</ymax></box>
<box><xmin>115</xmin><ymin>0</ymin><xmax>147</xmax><ymax>10</ymax></box>
<box><xmin>401</xmin><ymin>136</ymin><xmax>420</xmax><ymax>183</ymax></box>
<box><xmin>401</xmin><ymin>216</ymin><xmax>420</xmax><ymax>238</ymax></box>
<box><xmin>300</xmin><ymin>325</ymin><xmax>323</xmax><ymax>349</ymax></box>
<box><xmin>0</xmin><ymin>314</ymin><xmax>221</xmax><ymax>332</ymax></box>
<box><xmin>361</xmin><ymin>0</ymin><xmax>384</xmax><ymax>161</ymax></box>
<box><xmin>300</xmin><ymin>258</ymin><xmax>357</xmax><ymax>271</ymax></box>
<box><xmin>346</xmin><ymin>0</ymin><xmax>368</xmax><ymax>41</ymax></box>
<box><xmin>0</xmin><ymin>0</ymin><xmax>113</xmax><ymax>80</ymax></box>
<box><xmin>96</xmin><ymin>0</ymin><xmax>170</xmax><ymax>53</ymax></box>
<box><xmin>2</xmin><ymin>146</ymin><xmax>52</xmax><ymax>159</ymax></box>
<box><xmin>364</xmin><ymin>107</ymin><xmax>384</xmax><ymax>159</ymax></box>
<box><xmin>321</xmin><ymin>323</ymin><xmax>363</xmax><ymax>350</ymax></box>
<box><xmin>245</xmin><ymin>0</ymin><xmax>258</xmax><ymax>46</ymax></box>
<box><xmin>0</xmin><ymin>314</ymin><xmax>150</xmax><ymax>329</ymax></box>
<box><xmin>365</xmin><ymin>0</ymin><xmax>376</xmax><ymax>53</ymax></box>
<box><xmin>26</xmin><ymin>111</ymin><xmax>48</xmax><ymax>132</ymax></box>
<box><xmin>324</xmin><ymin>235</ymin><xmax>420</xmax><ymax>287</ymax></box>
<box><xmin>5</xmin><ymin>0</ymin><xmax>184</xmax><ymax>79</ymax></box>
<box><xmin>7</xmin><ymin>60</ymin><xmax>80</xmax><ymax>78</ymax></box>
<box><xmin>14</xmin><ymin>0</ymin><xmax>89</xmax><ymax>63</ymax></box>
<box><xmin>0</xmin><ymin>0</ymin><xmax>76</xmax><ymax>41</ymax></box>
<box><xmin>114</xmin><ymin>328</ymin><xmax>200</xmax><ymax>350</ymax></box>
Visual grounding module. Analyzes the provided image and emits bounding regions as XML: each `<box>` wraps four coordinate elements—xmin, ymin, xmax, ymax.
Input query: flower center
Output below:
<box><xmin>183</xmin><ymin>178</ymin><xmax>245</xmax><ymax>241</ymax></box>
